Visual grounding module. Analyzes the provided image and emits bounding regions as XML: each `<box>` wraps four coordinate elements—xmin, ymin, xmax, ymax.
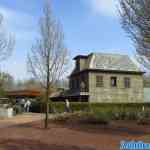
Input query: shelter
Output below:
<box><xmin>6</xmin><ymin>89</ymin><xmax>42</xmax><ymax>99</ymax></box>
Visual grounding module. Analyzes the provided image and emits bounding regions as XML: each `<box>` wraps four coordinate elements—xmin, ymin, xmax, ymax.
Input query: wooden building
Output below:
<box><xmin>52</xmin><ymin>52</ymin><xmax>144</xmax><ymax>103</ymax></box>
<box><xmin>6</xmin><ymin>89</ymin><xmax>42</xmax><ymax>99</ymax></box>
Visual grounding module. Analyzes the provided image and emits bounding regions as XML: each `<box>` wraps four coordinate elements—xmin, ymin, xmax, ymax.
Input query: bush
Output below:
<box><xmin>125</xmin><ymin>111</ymin><xmax>138</xmax><ymax>120</ymax></box>
<box><xmin>80</xmin><ymin>108</ymin><xmax>112</xmax><ymax>125</ymax></box>
<box><xmin>51</xmin><ymin>113</ymin><xmax>70</xmax><ymax>123</ymax></box>
<box><xmin>51</xmin><ymin>102</ymin><xmax>90</xmax><ymax>113</ymax></box>
<box><xmin>29</xmin><ymin>101</ymin><xmax>150</xmax><ymax>121</ymax></box>
<box><xmin>13</xmin><ymin>105</ymin><xmax>23</xmax><ymax>115</ymax></box>
<box><xmin>30</xmin><ymin>101</ymin><xmax>90</xmax><ymax>114</ymax></box>
<box><xmin>50</xmin><ymin>111</ymin><xmax>111</xmax><ymax>125</ymax></box>
<box><xmin>30</xmin><ymin>101</ymin><xmax>43</xmax><ymax>113</ymax></box>
<box><xmin>137</xmin><ymin>111</ymin><xmax>150</xmax><ymax>125</ymax></box>
<box><xmin>71</xmin><ymin>102</ymin><xmax>90</xmax><ymax>112</ymax></box>
<box><xmin>51</xmin><ymin>102</ymin><xmax>66</xmax><ymax>113</ymax></box>
<box><xmin>91</xmin><ymin>110</ymin><xmax>111</xmax><ymax>124</ymax></box>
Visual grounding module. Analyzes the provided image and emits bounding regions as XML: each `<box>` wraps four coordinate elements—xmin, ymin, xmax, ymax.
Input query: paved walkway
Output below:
<box><xmin>0</xmin><ymin>113</ymin><xmax>45</xmax><ymax>128</ymax></box>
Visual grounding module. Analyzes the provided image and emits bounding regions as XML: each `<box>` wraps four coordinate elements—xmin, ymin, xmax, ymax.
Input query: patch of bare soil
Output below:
<box><xmin>0</xmin><ymin>114</ymin><xmax>149</xmax><ymax>150</ymax></box>
<box><xmin>0</xmin><ymin>139</ymin><xmax>95</xmax><ymax>150</ymax></box>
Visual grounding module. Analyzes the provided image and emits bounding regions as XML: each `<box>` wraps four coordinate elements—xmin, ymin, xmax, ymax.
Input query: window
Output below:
<box><xmin>124</xmin><ymin>77</ymin><xmax>130</xmax><ymax>88</ymax></box>
<box><xmin>111</xmin><ymin>77</ymin><xmax>117</xmax><ymax>87</ymax></box>
<box><xmin>71</xmin><ymin>79</ymin><xmax>76</xmax><ymax>89</ymax></box>
<box><xmin>76</xmin><ymin>60</ymin><xmax>80</xmax><ymax>71</ymax></box>
<box><xmin>80</xmin><ymin>81</ymin><xmax>86</xmax><ymax>92</ymax></box>
<box><xmin>96</xmin><ymin>76</ymin><xmax>103</xmax><ymax>87</ymax></box>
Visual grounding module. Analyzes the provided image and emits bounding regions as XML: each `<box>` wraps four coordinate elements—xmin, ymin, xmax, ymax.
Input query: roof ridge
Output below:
<box><xmin>87</xmin><ymin>52</ymin><xmax>141</xmax><ymax>72</ymax></box>
<box><xmin>92</xmin><ymin>52</ymin><xmax>128</xmax><ymax>57</ymax></box>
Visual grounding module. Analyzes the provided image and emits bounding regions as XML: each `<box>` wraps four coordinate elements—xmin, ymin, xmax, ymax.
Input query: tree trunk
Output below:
<box><xmin>44</xmin><ymin>59</ymin><xmax>50</xmax><ymax>128</ymax></box>
<box><xmin>44</xmin><ymin>97</ymin><xmax>49</xmax><ymax>128</ymax></box>
<box><xmin>44</xmin><ymin>86</ymin><xmax>49</xmax><ymax>128</ymax></box>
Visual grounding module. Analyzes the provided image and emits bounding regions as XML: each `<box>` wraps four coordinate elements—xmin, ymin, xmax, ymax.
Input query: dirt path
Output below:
<box><xmin>0</xmin><ymin>113</ymin><xmax>44</xmax><ymax>128</ymax></box>
<box><xmin>0</xmin><ymin>114</ymin><xmax>149</xmax><ymax>150</ymax></box>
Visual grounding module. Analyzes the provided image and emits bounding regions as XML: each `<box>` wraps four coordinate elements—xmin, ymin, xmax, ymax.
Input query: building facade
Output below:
<box><xmin>68</xmin><ymin>53</ymin><xmax>144</xmax><ymax>103</ymax></box>
<box><xmin>51</xmin><ymin>53</ymin><xmax>144</xmax><ymax>103</ymax></box>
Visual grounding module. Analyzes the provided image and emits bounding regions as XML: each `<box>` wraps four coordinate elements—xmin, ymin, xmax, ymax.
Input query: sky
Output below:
<box><xmin>0</xmin><ymin>0</ymin><xmax>138</xmax><ymax>80</ymax></box>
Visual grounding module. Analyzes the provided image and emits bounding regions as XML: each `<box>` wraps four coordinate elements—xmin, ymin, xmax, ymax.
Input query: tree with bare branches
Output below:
<box><xmin>27</xmin><ymin>0</ymin><xmax>68</xmax><ymax>128</ymax></box>
<box><xmin>119</xmin><ymin>0</ymin><xmax>150</xmax><ymax>69</ymax></box>
<box><xmin>0</xmin><ymin>13</ymin><xmax>14</xmax><ymax>95</ymax></box>
<box><xmin>0</xmin><ymin>14</ymin><xmax>14</xmax><ymax>61</ymax></box>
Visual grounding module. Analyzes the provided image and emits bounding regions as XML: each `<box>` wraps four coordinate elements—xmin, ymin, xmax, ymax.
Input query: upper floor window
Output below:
<box><xmin>80</xmin><ymin>81</ymin><xmax>86</xmax><ymax>92</ymax></box>
<box><xmin>96</xmin><ymin>76</ymin><xmax>103</xmax><ymax>87</ymax></box>
<box><xmin>76</xmin><ymin>60</ymin><xmax>80</xmax><ymax>71</ymax></box>
<box><xmin>124</xmin><ymin>77</ymin><xmax>130</xmax><ymax>88</ymax></box>
<box><xmin>111</xmin><ymin>77</ymin><xmax>117</xmax><ymax>87</ymax></box>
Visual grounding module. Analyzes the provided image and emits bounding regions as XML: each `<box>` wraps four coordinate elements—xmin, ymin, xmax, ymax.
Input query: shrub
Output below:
<box><xmin>51</xmin><ymin>102</ymin><xmax>90</xmax><ymax>113</ymax></box>
<box><xmin>51</xmin><ymin>102</ymin><xmax>66</xmax><ymax>113</ymax></box>
<box><xmin>112</xmin><ymin>112</ymin><xmax>119</xmax><ymax>120</ymax></box>
<box><xmin>30</xmin><ymin>101</ymin><xmax>91</xmax><ymax>113</ymax></box>
<box><xmin>125</xmin><ymin>111</ymin><xmax>138</xmax><ymax>120</ymax></box>
<box><xmin>119</xmin><ymin>111</ymin><xmax>126</xmax><ymax>120</ymax></box>
<box><xmin>137</xmin><ymin>111</ymin><xmax>150</xmax><ymax>125</ymax></box>
<box><xmin>30</xmin><ymin>101</ymin><xmax>43</xmax><ymax>113</ymax></box>
<box><xmin>51</xmin><ymin>113</ymin><xmax>70</xmax><ymax>123</ymax></box>
<box><xmin>13</xmin><ymin>105</ymin><xmax>23</xmax><ymax>115</ymax></box>
<box><xmin>50</xmin><ymin>111</ymin><xmax>111</xmax><ymax>125</ymax></box>
<box><xmin>70</xmin><ymin>102</ymin><xmax>90</xmax><ymax>112</ymax></box>
<box><xmin>92</xmin><ymin>111</ymin><xmax>111</xmax><ymax>124</ymax></box>
<box><xmin>81</xmin><ymin>108</ymin><xmax>112</xmax><ymax>125</ymax></box>
<box><xmin>29</xmin><ymin>101</ymin><xmax>150</xmax><ymax>121</ymax></box>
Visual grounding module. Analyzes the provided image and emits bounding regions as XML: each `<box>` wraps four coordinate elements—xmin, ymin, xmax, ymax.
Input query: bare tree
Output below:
<box><xmin>0</xmin><ymin>72</ymin><xmax>14</xmax><ymax>90</ymax></box>
<box><xmin>0</xmin><ymin>14</ymin><xmax>14</xmax><ymax>61</ymax></box>
<box><xmin>119</xmin><ymin>0</ymin><xmax>150</xmax><ymax>69</ymax></box>
<box><xmin>27</xmin><ymin>0</ymin><xmax>68</xmax><ymax>128</ymax></box>
<box><xmin>0</xmin><ymin>13</ymin><xmax>14</xmax><ymax>93</ymax></box>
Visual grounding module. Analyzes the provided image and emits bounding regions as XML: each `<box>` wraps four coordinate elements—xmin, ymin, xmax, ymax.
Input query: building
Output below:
<box><xmin>6</xmin><ymin>89</ymin><xmax>42</xmax><ymax>99</ymax></box>
<box><xmin>52</xmin><ymin>53</ymin><xmax>144</xmax><ymax>103</ymax></box>
<box><xmin>144</xmin><ymin>88</ymin><xmax>150</xmax><ymax>102</ymax></box>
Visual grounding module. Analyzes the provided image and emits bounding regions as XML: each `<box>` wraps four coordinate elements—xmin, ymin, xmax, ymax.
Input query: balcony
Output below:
<box><xmin>68</xmin><ymin>88</ymin><xmax>89</xmax><ymax>97</ymax></box>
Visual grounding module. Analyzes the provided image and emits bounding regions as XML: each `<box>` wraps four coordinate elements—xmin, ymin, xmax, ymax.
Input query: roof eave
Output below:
<box><xmin>70</xmin><ymin>69</ymin><xmax>145</xmax><ymax>77</ymax></box>
<box><xmin>73</xmin><ymin>55</ymin><xmax>88</xmax><ymax>60</ymax></box>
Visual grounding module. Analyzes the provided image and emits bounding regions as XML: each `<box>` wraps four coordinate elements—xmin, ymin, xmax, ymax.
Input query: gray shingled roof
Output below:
<box><xmin>88</xmin><ymin>53</ymin><xmax>141</xmax><ymax>72</ymax></box>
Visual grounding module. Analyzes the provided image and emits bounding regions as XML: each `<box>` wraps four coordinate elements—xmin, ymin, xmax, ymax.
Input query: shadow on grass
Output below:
<box><xmin>0</xmin><ymin>139</ymin><xmax>96</xmax><ymax>150</ymax></box>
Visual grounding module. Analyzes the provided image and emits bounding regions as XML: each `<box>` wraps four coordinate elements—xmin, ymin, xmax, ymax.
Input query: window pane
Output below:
<box><xmin>96</xmin><ymin>76</ymin><xmax>103</xmax><ymax>87</ymax></box>
<box><xmin>111</xmin><ymin>77</ymin><xmax>117</xmax><ymax>87</ymax></box>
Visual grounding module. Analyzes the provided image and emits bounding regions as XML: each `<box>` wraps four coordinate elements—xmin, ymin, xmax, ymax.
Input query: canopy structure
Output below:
<box><xmin>6</xmin><ymin>89</ymin><xmax>42</xmax><ymax>99</ymax></box>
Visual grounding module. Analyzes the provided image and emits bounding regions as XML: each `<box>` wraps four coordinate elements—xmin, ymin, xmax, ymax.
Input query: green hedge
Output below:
<box><xmin>30</xmin><ymin>101</ymin><xmax>150</xmax><ymax>122</ymax></box>
<box><xmin>30</xmin><ymin>101</ymin><xmax>44</xmax><ymax>113</ymax></box>
<box><xmin>30</xmin><ymin>101</ymin><xmax>150</xmax><ymax>114</ymax></box>
<box><xmin>30</xmin><ymin>102</ymin><xmax>90</xmax><ymax>113</ymax></box>
<box><xmin>13</xmin><ymin>105</ymin><xmax>23</xmax><ymax>115</ymax></box>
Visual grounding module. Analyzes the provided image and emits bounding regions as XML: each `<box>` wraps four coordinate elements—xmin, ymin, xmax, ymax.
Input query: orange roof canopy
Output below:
<box><xmin>6</xmin><ymin>89</ymin><xmax>42</xmax><ymax>98</ymax></box>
